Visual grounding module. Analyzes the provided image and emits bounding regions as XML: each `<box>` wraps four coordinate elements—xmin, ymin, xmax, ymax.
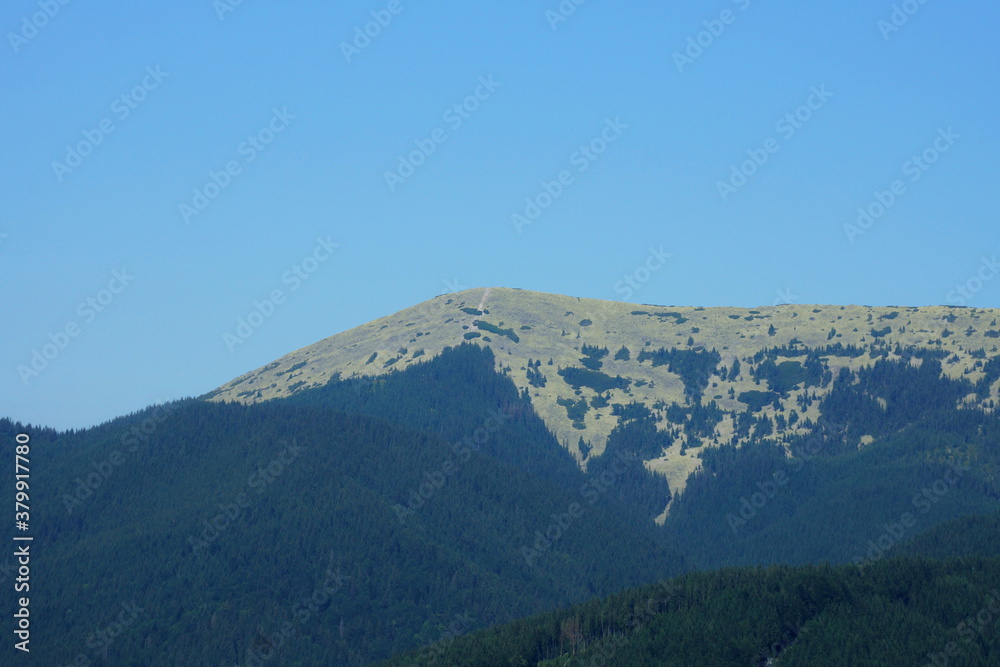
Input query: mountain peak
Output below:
<box><xmin>207</xmin><ymin>288</ymin><xmax>1000</xmax><ymax>496</ymax></box>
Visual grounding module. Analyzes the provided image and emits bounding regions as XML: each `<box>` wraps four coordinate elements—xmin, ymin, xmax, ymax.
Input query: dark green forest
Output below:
<box><xmin>664</xmin><ymin>353</ymin><xmax>1000</xmax><ymax>570</ymax></box>
<box><xmin>0</xmin><ymin>345</ymin><xmax>682</xmax><ymax>666</ymax></box>
<box><xmin>3</xmin><ymin>342</ymin><xmax>1000</xmax><ymax>664</ymax></box>
<box><xmin>379</xmin><ymin>555</ymin><xmax>1000</xmax><ymax>666</ymax></box>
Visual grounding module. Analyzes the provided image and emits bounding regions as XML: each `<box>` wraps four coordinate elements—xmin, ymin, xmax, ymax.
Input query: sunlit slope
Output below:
<box><xmin>207</xmin><ymin>287</ymin><xmax>1000</xmax><ymax>493</ymax></box>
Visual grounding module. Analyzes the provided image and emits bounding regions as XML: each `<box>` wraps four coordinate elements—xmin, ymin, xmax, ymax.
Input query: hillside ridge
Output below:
<box><xmin>206</xmin><ymin>287</ymin><xmax>1000</xmax><ymax>498</ymax></box>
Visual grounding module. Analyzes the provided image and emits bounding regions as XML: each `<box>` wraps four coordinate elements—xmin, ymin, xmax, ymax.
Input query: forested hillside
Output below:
<box><xmin>661</xmin><ymin>355</ymin><xmax>1000</xmax><ymax>568</ymax></box>
<box><xmin>0</xmin><ymin>345</ymin><xmax>683</xmax><ymax>665</ymax></box>
<box><xmin>5</xmin><ymin>307</ymin><xmax>1000</xmax><ymax>665</ymax></box>
<box><xmin>379</xmin><ymin>556</ymin><xmax>1000</xmax><ymax>666</ymax></box>
<box><xmin>208</xmin><ymin>288</ymin><xmax>1000</xmax><ymax>502</ymax></box>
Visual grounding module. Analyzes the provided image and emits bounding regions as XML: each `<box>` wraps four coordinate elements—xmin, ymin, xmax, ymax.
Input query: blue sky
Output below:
<box><xmin>2</xmin><ymin>0</ymin><xmax>998</xmax><ymax>430</ymax></box>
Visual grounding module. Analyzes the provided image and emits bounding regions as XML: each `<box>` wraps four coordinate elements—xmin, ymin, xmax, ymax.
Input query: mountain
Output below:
<box><xmin>6</xmin><ymin>287</ymin><xmax>1000</xmax><ymax>665</ymax></box>
<box><xmin>208</xmin><ymin>287</ymin><xmax>1000</xmax><ymax>506</ymax></box>
<box><xmin>0</xmin><ymin>344</ymin><xmax>683</xmax><ymax>666</ymax></box>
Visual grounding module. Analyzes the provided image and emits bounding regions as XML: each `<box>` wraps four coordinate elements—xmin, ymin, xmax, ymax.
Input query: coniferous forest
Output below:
<box><xmin>3</xmin><ymin>342</ymin><xmax>1000</xmax><ymax>665</ymax></box>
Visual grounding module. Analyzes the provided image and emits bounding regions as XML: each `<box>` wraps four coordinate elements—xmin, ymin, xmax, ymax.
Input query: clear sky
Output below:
<box><xmin>2</xmin><ymin>1</ymin><xmax>998</xmax><ymax>430</ymax></box>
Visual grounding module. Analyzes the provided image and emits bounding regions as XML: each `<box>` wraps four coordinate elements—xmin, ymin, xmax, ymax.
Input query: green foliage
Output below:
<box><xmin>579</xmin><ymin>344</ymin><xmax>609</xmax><ymax>370</ymax></box>
<box><xmin>588</xmin><ymin>417</ymin><xmax>672</xmax><ymax>519</ymax></box>
<box><xmin>381</xmin><ymin>558</ymin><xmax>1000</xmax><ymax>666</ymax></box>
<box><xmin>581</xmin><ymin>344</ymin><xmax>608</xmax><ymax>358</ymax></box>
<box><xmin>754</xmin><ymin>359</ymin><xmax>808</xmax><ymax>394</ymax></box>
<box><xmin>655</xmin><ymin>311</ymin><xmax>689</xmax><ymax>324</ymax></box>
<box><xmin>664</xmin><ymin>401</ymin><xmax>724</xmax><ymax>438</ymax></box>
<box><xmin>614</xmin><ymin>345</ymin><xmax>630</xmax><ymax>361</ymax></box>
<box><xmin>526</xmin><ymin>359</ymin><xmax>547</xmax><ymax>388</ymax></box>
<box><xmin>819</xmin><ymin>357</ymin><xmax>973</xmax><ymax>444</ymax></box>
<box><xmin>558</xmin><ymin>367</ymin><xmax>630</xmax><ymax>393</ymax></box>
<box><xmin>637</xmin><ymin>347</ymin><xmax>721</xmax><ymax>402</ymax></box>
<box><xmin>976</xmin><ymin>356</ymin><xmax>1000</xmax><ymax>397</ymax></box>
<box><xmin>891</xmin><ymin>510</ymin><xmax>1000</xmax><ymax>560</ymax></box>
<box><xmin>611</xmin><ymin>401</ymin><xmax>653</xmax><ymax>422</ymax></box>
<box><xmin>474</xmin><ymin>320</ymin><xmax>520</xmax><ymax>343</ymax></box>
<box><xmin>3</xmin><ymin>345</ymin><xmax>683</xmax><ymax>666</ymax></box>
<box><xmin>276</xmin><ymin>360</ymin><xmax>307</xmax><ymax>376</ymax></box>
<box><xmin>558</xmin><ymin>396</ymin><xmax>590</xmax><ymax>426</ymax></box>
<box><xmin>663</xmin><ymin>402</ymin><xmax>1000</xmax><ymax>571</ymax></box>
<box><xmin>590</xmin><ymin>393</ymin><xmax>610</xmax><ymax>409</ymax></box>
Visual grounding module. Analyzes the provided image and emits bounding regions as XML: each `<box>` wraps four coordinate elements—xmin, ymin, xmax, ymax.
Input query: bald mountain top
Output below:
<box><xmin>207</xmin><ymin>288</ymin><xmax>1000</xmax><ymax>499</ymax></box>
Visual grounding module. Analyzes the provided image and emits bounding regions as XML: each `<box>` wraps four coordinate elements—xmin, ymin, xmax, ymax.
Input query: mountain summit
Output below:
<box><xmin>13</xmin><ymin>289</ymin><xmax>1000</xmax><ymax>665</ymax></box>
<box><xmin>208</xmin><ymin>287</ymin><xmax>1000</xmax><ymax>496</ymax></box>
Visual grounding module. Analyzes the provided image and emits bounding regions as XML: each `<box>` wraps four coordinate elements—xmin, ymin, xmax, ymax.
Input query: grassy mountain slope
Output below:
<box><xmin>207</xmin><ymin>288</ymin><xmax>1000</xmax><ymax>500</ymax></box>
